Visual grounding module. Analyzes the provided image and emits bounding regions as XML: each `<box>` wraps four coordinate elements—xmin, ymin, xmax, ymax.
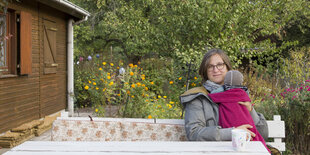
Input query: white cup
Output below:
<box><xmin>231</xmin><ymin>129</ymin><xmax>251</xmax><ymax>151</ymax></box>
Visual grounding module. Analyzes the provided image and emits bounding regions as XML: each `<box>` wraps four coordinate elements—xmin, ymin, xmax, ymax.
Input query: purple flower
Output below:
<box><xmin>87</xmin><ymin>56</ymin><xmax>92</xmax><ymax>61</ymax></box>
<box><xmin>261</xmin><ymin>98</ymin><xmax>265</xmax><ymax>102</ymax></box>
<box><xmin>96</xmin><ymin>54</ymin><xmax>100</xmax><ymax>58</ymax></box>
<box><xmin>292</xmin><ymin>96</ymin><xmax>296</xmax><ymax>100</ymax></box>
<box><xmin>307</xmin><ymin>88</ymin><xmax>310</xmax><ymax>91</ymax></box>
<box><xmin>305</xmin><ymin>80</ymin><xmax>310</xmax><ymax>82</ymax></box>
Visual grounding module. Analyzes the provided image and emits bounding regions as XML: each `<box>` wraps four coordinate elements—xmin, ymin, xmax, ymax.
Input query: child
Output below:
<box><xmin>208</xmin><ymin>70</ymin><xmax>269</xmax><ymax>152</ymax></box>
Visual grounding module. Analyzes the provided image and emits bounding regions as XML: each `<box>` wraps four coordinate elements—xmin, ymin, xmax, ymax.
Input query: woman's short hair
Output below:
<box><xmin>199</xmin><ymin>49</ymin><xmax>232</xmax><ymax>83</ymax></box>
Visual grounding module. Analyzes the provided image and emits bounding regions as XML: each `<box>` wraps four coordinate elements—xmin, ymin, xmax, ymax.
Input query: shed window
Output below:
<box><xmin>0</xmin><ymin>9</ymin><xmax>32</xmax><ymax>76</ymax></box>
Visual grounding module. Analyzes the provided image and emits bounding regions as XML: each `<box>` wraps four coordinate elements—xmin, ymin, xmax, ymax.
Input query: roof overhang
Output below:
<box><xmin>37</xmin><ymin>0</ymin><xmax>90</xmax><ymax>20</ymax></box>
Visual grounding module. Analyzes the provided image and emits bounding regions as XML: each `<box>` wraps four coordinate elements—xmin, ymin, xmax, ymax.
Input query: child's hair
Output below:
<box><xmin>224</xmin><ymin>70</ymin><xmax>243</xmax><ymax>86</ymax></box>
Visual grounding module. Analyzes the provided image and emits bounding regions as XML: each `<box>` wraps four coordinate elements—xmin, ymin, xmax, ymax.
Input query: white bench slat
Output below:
<box><xmin>266</xmin><ymin>120</ymin><xmax>285</xmax><ymax>138</ymax></box>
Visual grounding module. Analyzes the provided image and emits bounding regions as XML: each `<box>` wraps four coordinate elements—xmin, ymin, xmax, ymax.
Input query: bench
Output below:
<box><xmin>51</xmin><ymin>115</ymin><xmax>285</xmax><ymax>152</ymax></box>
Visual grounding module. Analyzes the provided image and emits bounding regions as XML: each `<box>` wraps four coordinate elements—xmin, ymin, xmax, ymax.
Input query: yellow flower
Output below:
<box><xmin>127</xmin><ymin>90</ymin><xmax>130</xmax><ymax>94</ymax></box>
<box><xmin>194</xmin><ymin>76</ymin><xmax>198</xmax><ymax>80</ymax></box>
<box><xmin>138</xmin><ymin>61</ymin><xmax>141</xmax><ymax>64</ymax></box>
<box><xmin>102</xmin><ymin>62</ymin><xmax>106</xmax><ymax>65</ymax></box>
<box><xmin>184</xmin><ymin>85</ymin><xmax>186</xmax><ymax>87</ymax></box>
<box><xmin>163</xmin><ymin>96</ymin><xmax>167</xmax><ymax>99</ymax></box>
<box><xmin>93</xmin><ymin>82</ymin><xmax>96</xmax><ymax>85</ymax></box>
<box><xmin>145</xmin><ymin>99</ymin><xmax>149</xmax><ymax>102</ymax></box>
<box><xmin>109</xmin><ymin>81</ymin><xmax>114</xmax><ymax>86</ymax></box>
<box><xmin>102</xmin><ymin>88</ymin><xmax>106</xmax><ymax>92</ymax></box>
<box><xmin>107</xmin><ymin>73</ymin><xmax>110</xmax><ymax>76</ymax></box>
<box><xmin>178</xmin><ymin>77</ymin><xmax>182</xmax><ymax>80</ymax></box>
<box><xmin>130</xmin><ymin>72</ymin><xmax>134</xmax><ymax>76</ymax></box>
<box><xmin>147</xmin><ymin>115</ymin><xmax>152</xmax><ymax>119</ymax></box>
<box><xmin>145</xmin><ymin>87</ymin><xmax>148</xmax><ymax>91</ymax></box>
<box><xmin>166</xmin><ymin>104</ymin><xmax>172</xmax><ymax>109</ymax></box>
<box><xmin>191</xmin><ymin>83</ymin><xmax>196</xmax><ymax>87</ymax></box>
<box><xmin>136</xmin><ymin>82</ymin><xmax>141</xmax><ymax>87</ymax></box>
<box><xmin>131</xmin><ymin>84</ymin><xmax>136</xmax><ymax>88</ymax></box>
<box><xmin>110</xmin><ymin>63</ymin><xmax>114</xmax><ymax>66</ymax></box>
<box><xmin>158</xmin><ymin>95</ymin><xmax>161</xmax><ymax>99</ymax></box>
<box><xmin>150</xmin><ymin>82</ymin><xmax>154</xmax><ymax>85</ymax></box>
<box><xmin>84</xmin><ymin>85</ymin><xmax>89</xmax><ymax>90</ymax></box>
<box><xmin>131</xmin><ymin>95</ymin><xmax>134</xmax><ymax>98</ymax></box>
<box><xmin>117</xmin><ymin>94</ymin><xmax>121</xmax><ymax>96</ymax></box>
<box><xmin>134</xmin><ymin>65</ymin><xmax>137</xmax><ymax>68</ymax></box>
<box><xmin>142</xmin><ymin>84</ymin><xmax>145</xmax><ymax>87</ymax></box>
<box><xmin>129</xmin><ymin>63</ymin><xmax>133</xmax><ymax>68</ymax></box>
<box><xmin>99</xmin><ymin>68</ymin><xmax>102</xmax><ymax>71</ymax></box>
<box><xmin>100</xmin><ymin>78</ymin><xmax>104</xmax><ymax>81</ymax></box>
<box><xmin>141</xmin><ymin>77</ymin><xmax>145</xmax><ymax>80</ymax></box>
<box><xmin>142</xmin><ymin>74</ymin><xmax>145</xmax><ymax>77</ymax></box>
<box><xmin>88</xmin><ymin>80</ymin><xmax>91</xmax><ymax>84</ymax></box>
<box><xmin>125</xmin><ymin>82</ymin><xmax>129</xmax><ymax>85</ymax></box>
<box><xmin>92</xmin><ymin>79</ymin><xmax>95</xmax><ymax>81</ymax></box>
<box><xmin>169</xmin><ymin>81</ymin><xmax>173</xmax><ymax>84</ymax></box>
<box><xmin>107</xmin><ymin>76</ymin><xmax>111</xmax><ymax>79</ymax></box>
<box><xmin>145</xmin><ymin>94</ymin><xmax>149</xmax><ymax>97</ymax></box>
<box><xmin>117</xmin><ymin>67</ymin><xmax>119</xmax><ymax>69</ymax></box>
<box><xmin>96</xmin><ymin>87</ymin><xmax>99</xmax><ymax>90</ymax></box>
<box><xmin>95</xmin><ymin>109</ymin><xmax>98</xmax><ymax>112</ymax></box>
<box><xmin>169</xmin><ymin>101</ymin><xmax>175</xmax><ymax>104</ymax></box>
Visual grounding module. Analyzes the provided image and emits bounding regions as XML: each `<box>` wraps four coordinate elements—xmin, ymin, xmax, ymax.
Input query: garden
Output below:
<box><xmin>70</xmin><ymin>0</ymin><xmax>310</xmax><ymax>154</ymax></box>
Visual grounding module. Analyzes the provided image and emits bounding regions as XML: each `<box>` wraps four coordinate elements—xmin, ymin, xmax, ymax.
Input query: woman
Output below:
<box><xmin>180</xmin><ymin>48</ymin><xmax>268</xmax><ymax>141</ymax></box>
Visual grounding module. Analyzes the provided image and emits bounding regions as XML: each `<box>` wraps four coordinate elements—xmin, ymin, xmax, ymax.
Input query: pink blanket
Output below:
<box><xmin>208</xmin><ymin>88</ymin><xmax>269</xmax><ymax>152</ymax></box>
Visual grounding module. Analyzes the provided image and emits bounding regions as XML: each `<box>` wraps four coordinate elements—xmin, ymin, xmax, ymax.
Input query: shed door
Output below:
<box><xmin>43</xmin><ymin>19</ymin><xmax>57</xmax><ymax>74</ymax></box>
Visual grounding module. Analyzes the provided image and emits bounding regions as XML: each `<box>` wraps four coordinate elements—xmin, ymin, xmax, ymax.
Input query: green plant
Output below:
<box><xmin>258</xmin><ymin>81</ymin><xmax>310</xmax><ymax>154</ymax></box>
<box><xmin>278</xmin><ymin>81</ymin><xmax>310</xmax><ymax>155</ymax></box>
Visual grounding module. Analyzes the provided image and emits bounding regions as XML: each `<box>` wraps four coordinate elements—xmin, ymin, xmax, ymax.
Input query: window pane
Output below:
<box><xmin>0</xmin><ymin>14</ymin><xmax>6</xmax><ymax>67</ymax></box>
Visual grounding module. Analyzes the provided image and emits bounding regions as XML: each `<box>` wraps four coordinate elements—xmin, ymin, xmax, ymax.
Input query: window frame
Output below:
<box><xmin>0</xmin><ymin>9</ymin><xmax>17</xmax><ymax>76</ymax></box>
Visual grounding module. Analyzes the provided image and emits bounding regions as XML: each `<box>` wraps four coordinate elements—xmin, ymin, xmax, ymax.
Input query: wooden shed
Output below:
<box><xmin>0</xmin><ymin>0</ymin><xmax>90</xmax><ymax>133</ymax></box>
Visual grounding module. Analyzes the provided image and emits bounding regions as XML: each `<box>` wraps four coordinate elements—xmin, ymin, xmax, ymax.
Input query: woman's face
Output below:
<box><xmin>207</xmin><ymin>54</ymin><xmax>228</xmax><ymax>85</ymax></box>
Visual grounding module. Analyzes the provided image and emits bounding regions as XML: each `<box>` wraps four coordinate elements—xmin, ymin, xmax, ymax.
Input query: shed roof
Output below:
<box><xmin>37</xmin><ymin>0</ymin><xmax>90</xmax><ymax>20</ymax></box>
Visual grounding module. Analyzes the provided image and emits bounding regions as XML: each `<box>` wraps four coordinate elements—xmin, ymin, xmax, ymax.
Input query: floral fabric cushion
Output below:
<box><xmin>52</xmin><ymin>119</ymin><xmax>187</xmax><ymax>141</ymax></box>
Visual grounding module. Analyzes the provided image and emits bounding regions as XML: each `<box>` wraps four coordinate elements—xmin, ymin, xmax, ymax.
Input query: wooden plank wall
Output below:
<box><xmin>0</xmin><ymin>0</ymin><xmax>68</xmax><ymax>133</ymax></box>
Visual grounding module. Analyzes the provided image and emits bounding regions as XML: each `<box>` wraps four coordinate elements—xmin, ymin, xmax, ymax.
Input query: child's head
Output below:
<box><xmin>224</xmin><ymin>70</ymin><xmax>243</xmax><ymax>86</ymax></box>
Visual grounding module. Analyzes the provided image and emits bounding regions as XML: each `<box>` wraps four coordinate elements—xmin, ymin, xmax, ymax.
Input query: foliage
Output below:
<box><xmin>258</xmin><ymin>81</ymin><xmax>310</xmax><ymax>154</ymax></box>
<box><xmin>70</xmin><ymin>0</ymin><xmax>310</xmax><ymax>68</ymax></box>
<box><xmin>244</xmin><ymin>48</ymin><xmax>310</xmax><ymax>154</ymax></box>
<box><xmin>76</xmin><ymin>56</ymin><xmax>196</xmax><ymax>118</ymax></box>
<box><xmin>277</xmin><ymin>47</ymin><xmax>310</xmax><ymax>88</ymax></box>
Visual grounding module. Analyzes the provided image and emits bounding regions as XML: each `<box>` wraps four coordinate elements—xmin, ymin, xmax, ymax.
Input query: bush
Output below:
<box><xmin>77</xmin><ymin>57</ymin><xmax>189</xmax><ymax>119</ymax></box>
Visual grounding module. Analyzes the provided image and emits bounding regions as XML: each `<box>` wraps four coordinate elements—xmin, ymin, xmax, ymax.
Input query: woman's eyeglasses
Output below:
<box><xmin>208</xmin><ymin>63</ymin><xmax>225</xmax><ymax>71</ymax></box>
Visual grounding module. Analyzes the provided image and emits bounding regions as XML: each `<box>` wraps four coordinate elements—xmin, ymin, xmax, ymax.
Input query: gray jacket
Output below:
<box><xmin>180</xmin><ymin>87</ymin><xmax>269</xmax><ymax>141</ymax></box>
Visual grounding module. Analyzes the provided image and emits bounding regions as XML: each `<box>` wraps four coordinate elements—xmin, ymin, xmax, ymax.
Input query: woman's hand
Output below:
<box><xmin>236</xmin><ymin>124</ymin><xmax>256</xmax><ymax>140</ymax></box>
<box><xmin>238</xmin><ymin>101</ymin><xmax>253</xmax><ymax>112</ymax></box>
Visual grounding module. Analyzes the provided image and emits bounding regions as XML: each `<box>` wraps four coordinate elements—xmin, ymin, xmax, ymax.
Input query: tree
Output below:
<box><xmin>70</xmin><ymin>0</ymin><xmax>309</xmax><ymax>68</ymax></box>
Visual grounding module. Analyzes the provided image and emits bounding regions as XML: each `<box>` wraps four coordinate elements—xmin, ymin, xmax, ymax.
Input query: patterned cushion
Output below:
<box><xmin>52</xmin><ymin>119</ymin><xmax>187</xmax><ymax>141</ymax></box>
